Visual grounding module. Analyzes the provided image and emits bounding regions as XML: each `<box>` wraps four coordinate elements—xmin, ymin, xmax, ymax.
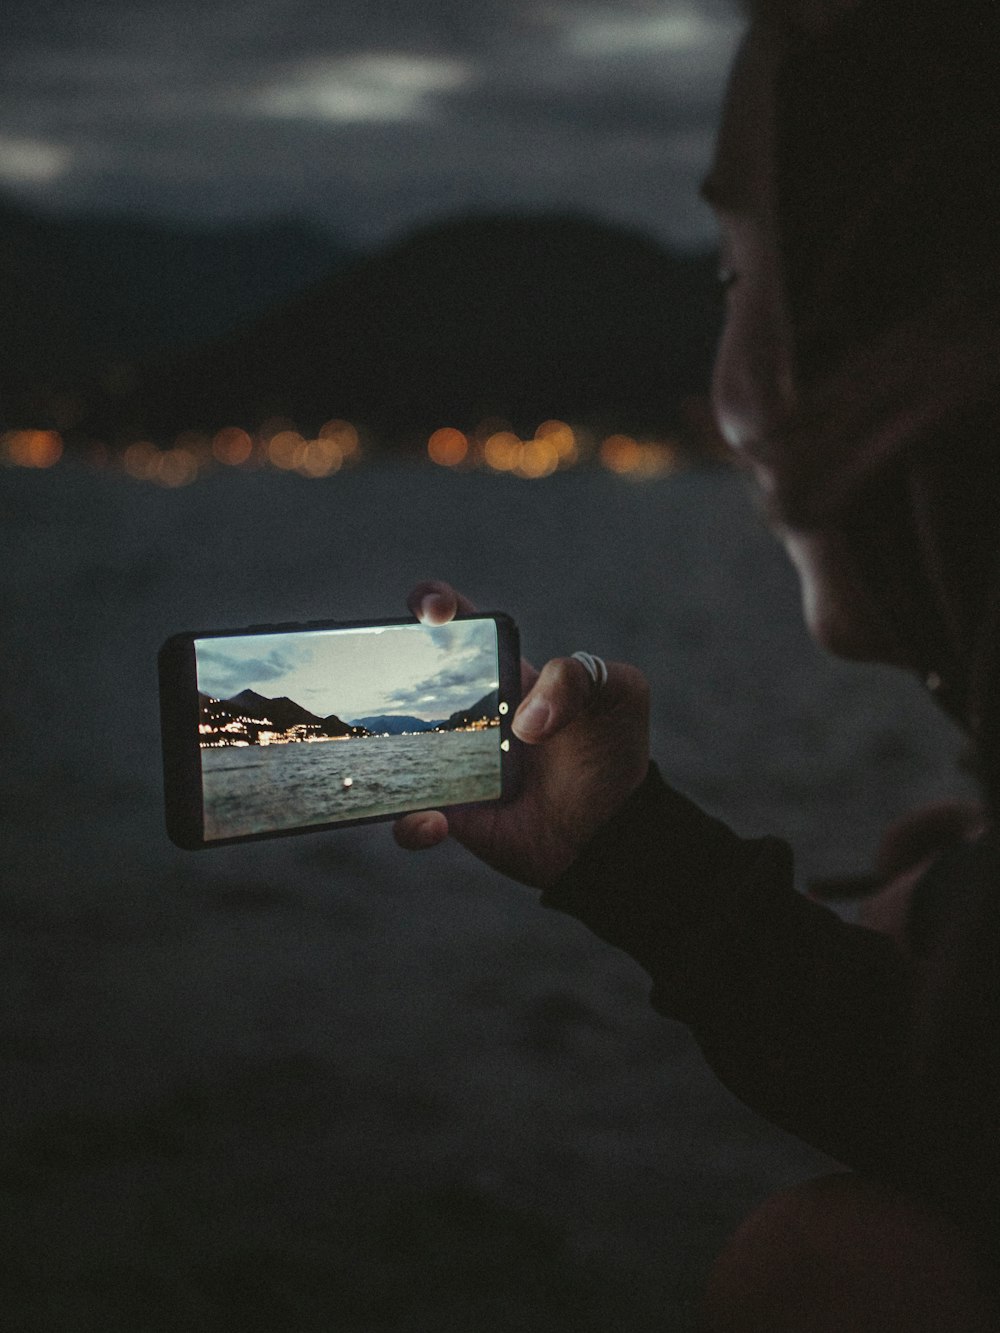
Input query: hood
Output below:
<box><xmin>755</xmin><ymin>0</ymin><xmax>1000</xmax><ymax>782</ymax></box>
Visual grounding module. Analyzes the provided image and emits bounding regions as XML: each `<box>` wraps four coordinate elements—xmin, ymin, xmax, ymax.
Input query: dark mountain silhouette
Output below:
<box><xmin>57</xmin><ymin>214</ymin><xmax>349</xmax><ymax>364</ymax></box>
<box><xmin>318</xmin><ymin>713</ymin><xmax>367</xmax><ymax>739</ymax></box>
<box><xmin>0</xmin><ymin>198</ymin><xmax>90</xmax><ymax>426</ymax></box>
<box><xmin>199</xmin><ymin>690</ymin><xmax>271</xmax><ymax>721</ymax></box>
<box><xmin>0</xmin><ymin>194</ymin><xmax>350</xmax><ymax>428</ymax></box>
<box><xmin>82</xmin><ymin>212</ymin><xmax>722</xmax><ymax>446</ymax></box>
<box><xmin>223</xmin><ymin>688</ymin><xmax>364</xmax><ymax>737</ymax></box>
<box><xmin>226</xmin><ymin>689</ymin><xmax>321</xmax><ymax>731</ymax></box>
<box><xmin>198</xmin><ymin>691</ymin><xmax>271</xmax><ymax>742</ymax></box>
<box><xmin>439</xmin><ymin>689</ymin><xmax>500</xmax><ymax>731</ymax></box>
<box><xmin>352</xmin><ymin>714</ymin><xmax>445</xmax><ymax>734</ymax></box>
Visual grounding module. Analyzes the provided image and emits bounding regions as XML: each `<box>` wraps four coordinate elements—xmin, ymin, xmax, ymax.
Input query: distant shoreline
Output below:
<box><xmin>200</xmin><ymin>720</ymin><xmax>499</xmax><ymax>749</ymax></box>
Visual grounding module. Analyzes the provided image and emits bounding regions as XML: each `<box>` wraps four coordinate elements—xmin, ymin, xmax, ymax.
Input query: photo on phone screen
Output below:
<box><xmin>160</xmin><ymin>615</ymin><xmax>519</xmax><ymax>846</ymax></box>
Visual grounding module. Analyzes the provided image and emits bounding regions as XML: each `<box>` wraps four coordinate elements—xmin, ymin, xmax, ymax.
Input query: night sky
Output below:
<box><xmin>0</xmin><ymin>0</ymin><xmax>742</xmax><ymax>249</ymax></box>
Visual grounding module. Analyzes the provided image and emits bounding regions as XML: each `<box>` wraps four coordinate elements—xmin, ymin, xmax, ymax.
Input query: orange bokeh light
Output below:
<box><xmin>518</xmin><ymin>438</ymin><xmax>559</xmax><ymax>479</ymax></box>
<box><xmin>268</xmin><ymin>430</ymin><xmax>307</xmax><ymax>470</ymax></box>
<box><xmin>533</xmin><ymin>419</ymin><xmax>577</xmax><ymax>463</ymax></box>
<box><xmin>483</xmin><ymin>431</ymin><xmax>523</xmax><ymax>472</ymax></box>
<box><xmin>4</xmin><ymin>429</ymin><xmax>63</xmax><ymax>469</ymax></box>
<box><xmin>212</xmin><ymin>426</ymin><xmax>254</xmax><ymax>466</ymax></box>
<box><xmin>636</xmin><ymin>440</ymin><xmax>681</xmax><ymax>477</ymax></box>
<box><xmin>123</xmin><ymin>441</ymin><xmax>160</xmax><ymax>481</ymax></box>
<box><xmin>155</xmin><ymin>447</ymin><xmax>199</xmax><ymax>488</ymax></box>
<box><xmin>427</xmin><ymin>427</ymin><xmax>468</xmax><ymax>467</ymax></box>
<box><xmin>600</xmin><ymin>434</ymin><xmax>642</xmax><ymax>474</ymax></box>
<box><xmin>296</xmin><ymin>437</ymin><xmax>343</xmax><ymax>478</ymax></box>
<box><xmin>600</xmin><ymin>434</ymin><xmax>682</xmax><ymax>478</ymax></box>
<box><xmin>318</xmin><ymin>419</ymin><xmax>360</xmax><ymax>458</ymax></box>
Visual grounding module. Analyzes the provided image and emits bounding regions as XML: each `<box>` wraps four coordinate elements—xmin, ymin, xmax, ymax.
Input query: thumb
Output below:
<box><xmin>512</xmin><ymin>655</ymin><xmax>597</xmax><ymax>743</ymax></box>
<box><xmin>512</xmin><ymin>656</ymin><xmax>648</xmax><ymax>745</ymax></box>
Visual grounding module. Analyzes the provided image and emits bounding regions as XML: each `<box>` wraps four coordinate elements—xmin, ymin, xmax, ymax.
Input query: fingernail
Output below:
<box><xmin>420</xmin><ymin>592</ymin><xmax>450</xmax><ymax>623</ymax></box>
<box><xmin>415</xmin><ymin>814</ymin><xmax>440</xmax><ymax>846</ymax></box>
<box><xmin>514</xmin><ymin>697</ymin><xmax>551</xmax><ymax>740</ymax></box>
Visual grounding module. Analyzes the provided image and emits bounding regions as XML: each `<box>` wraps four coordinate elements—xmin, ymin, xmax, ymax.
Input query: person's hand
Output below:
<box><xmin>859</xmin><ymin>799</ymin><xmax>985</xmax><ymax>947</ymax></box>
<box><xmin>393</xmin><ymin>581</ymin><xmax>650</xmax><ymax>889</ymax></box>
<box><xmin>809</xmin><ymin>799</ymin><xmax>985</xmax><ymax>950</ymax></box>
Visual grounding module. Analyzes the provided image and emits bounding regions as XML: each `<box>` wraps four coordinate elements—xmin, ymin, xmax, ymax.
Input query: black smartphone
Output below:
<box><xmin>159</xmin><ymin>613</ymin><xmax>522</xmax><ymax>849</ymax></box>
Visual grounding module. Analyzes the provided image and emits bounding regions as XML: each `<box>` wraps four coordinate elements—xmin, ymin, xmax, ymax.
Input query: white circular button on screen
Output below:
<box><xmin>499</xmin><ymin>702</ymin><xmax>509</xmax><ymax>715</ymax></box>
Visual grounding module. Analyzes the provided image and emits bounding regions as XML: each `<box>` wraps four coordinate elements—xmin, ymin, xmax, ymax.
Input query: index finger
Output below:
<box><xmin>406</xmin><ymin>580</ymin><xmax>478</xmax><ymax>625</ymax></box>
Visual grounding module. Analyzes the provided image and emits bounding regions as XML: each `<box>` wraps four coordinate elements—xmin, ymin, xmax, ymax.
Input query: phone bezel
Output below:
<box><xmin>159</xmin><ymin>612</ymin><xmax>522</xmax><ymax>850</ymax></box>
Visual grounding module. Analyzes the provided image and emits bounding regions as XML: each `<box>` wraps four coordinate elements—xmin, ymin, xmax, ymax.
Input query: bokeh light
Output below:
<box><xmin>3</xmin><ymin>429</ymin><xmax>63</xmax><ymax>468</ymax></box>
<box><xmin>533</xmin><ymin>419</ymin><xmax>578</xmax><ymax>466</ymax></box>
<box><xmin>296</xmin><ymin>437</ymin><xmax>343</xmax><ymax>478</ymax></box>
<box><xmin>267</xmin><ymin>429</ymin><xmax>307</xmax><ymax>470</ymax></box>
<box><xmin>600</xmin><ymin>433</ymin><xmax>681</xmax><ymax>478</ymax></box>
<box><xmin>123</xmin><ymin>440</ymin><xmax>160</xmax><ymax>481</ymax></box>
<box><xmin>427</xmin><ymin>427</ymin><xmax>468</xmax><ymax>467</ymax></box>
<box><xmin>6</xmin><ymin>414</ymin><xmax>691</xmax><ymax>483</ymax></box>
<box><xmin>635</xmin><ymin>440</ymin><xmax>681</xmax><ymax>478</ymax></box>
<box><xmin>517</xmin><ymin>437</ymin><xmax>559</xmax><ymax>479</ymax></box>
<box><xmin>483</xmin><ymin>431</ymin><xmax>522</xmax><ymax>472</ymax></box>
<box><xmin>600</xmin><ymin>434</ymin><xmax>642</xmax><ymax>473</ymax></box>
<box><xmin>212</xmin><ymin>426</ymin><xmax>254</xmax><ymax>466</ymax></box>
<box><xmin>318</xmin><ymin>419</ymin><xmax>360</xmax><ymax>460</ymax></box>
<box><xmin>155</xmin><ymin>447</ymin><xmax>200</xmax><ymax>487</ymax></box>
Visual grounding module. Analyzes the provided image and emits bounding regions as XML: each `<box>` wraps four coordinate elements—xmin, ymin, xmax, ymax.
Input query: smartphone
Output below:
<box><xmin>159</xmin><ymin>613</ymin><xmax>521</xmax><ymax>849</ymax></box>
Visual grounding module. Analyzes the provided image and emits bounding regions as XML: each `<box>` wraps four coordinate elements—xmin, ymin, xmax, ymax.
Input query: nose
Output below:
<box><xmin>709</xmin><ymin>229</ymin><xmax>798</xmax><ymax>460</ymax></box>
<box><xmin>711</xmin><ymin>303</ymin><xmax>796</xmax><ymax>456</ymax></box>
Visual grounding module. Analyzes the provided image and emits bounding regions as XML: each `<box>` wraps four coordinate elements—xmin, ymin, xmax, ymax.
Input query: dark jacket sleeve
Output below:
<box><xmin>541</xmin><ymin>762</ymin><xmax>914</xmax><ymax>1178</ymax></box>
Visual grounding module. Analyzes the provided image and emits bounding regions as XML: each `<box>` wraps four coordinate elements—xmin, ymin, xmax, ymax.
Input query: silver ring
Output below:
<box><xmin>571</xmin><ymin>651</ymin><xmax>608</xmax><ymax>694</ymax></box>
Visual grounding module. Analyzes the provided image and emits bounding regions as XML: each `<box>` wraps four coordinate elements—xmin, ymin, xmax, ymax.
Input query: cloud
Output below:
<box><xmin>426</xmin><ymin>622</ymin><xmax>482</xmax><ymax>654</ymax></box>
<box><xmin>0</xmin><ymin>135</ymin><xmax>71</xmax><ymax>184</ymax></box>
<box><xmin>385</xmin><ymin>630</ymin><xmax>498</xmax><ymax>710</ymax></box>
<box><xmin>0</xmin><ymin>0</ymin><xmax>741</xmax><ymax>247</ymax></box>
<box><xmin>195</xmin><ymin>643</ymin><xmax>305</xmax><ymax>697</ymax></box>
<box><xmin>385</xmin><ymin>665</ymin><xmax>499</xmax><ymax>713</ymax></box>
<box><xmin>259</xmin><ymin>54</ymin><xmax>474</xmax><ymax>124</ymax></box>
<box><xmin>563</xmin><ymin>8</ymin><xmax>735</xmax><ymax>57</ymax></box>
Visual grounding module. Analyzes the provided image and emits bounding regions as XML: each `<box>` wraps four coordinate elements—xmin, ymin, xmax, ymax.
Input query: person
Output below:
<box><xmin>395</xmin><ymin>0</ymin><xmax>1000</xmax><ymax>1326</ymax></box>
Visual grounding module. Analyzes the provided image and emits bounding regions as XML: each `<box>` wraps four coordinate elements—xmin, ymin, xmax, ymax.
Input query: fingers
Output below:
<box><xmin>407</xmin><ymin>580</ymin><xmax>478</xmax><ymax>625</ymax></box>
<box><xmin>875</xmin><ymin>799</ymin><xmax>985</xmax><ymax>880</ymax></box>
<box><xmin>393</xmin><ymin>809</ymin><xmax>450</xmax><ymax>851</ymax></box>
<box><xmin>511</xmin><ymin>655</ymin><xmax>609</xmax><ymax>743</ymax></box>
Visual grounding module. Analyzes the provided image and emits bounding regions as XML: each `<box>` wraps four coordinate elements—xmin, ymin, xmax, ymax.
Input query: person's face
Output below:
<box><xmin>704</xmin><ymin>27</ymin><xmax>909</xmax><ymax>665</ymax></box>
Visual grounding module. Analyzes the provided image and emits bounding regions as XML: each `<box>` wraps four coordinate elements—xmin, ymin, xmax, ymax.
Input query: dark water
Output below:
<box><xmin>201</xmin><ymin>728</ymin><xmax>501</xmax><ymax>838</ymax></box>
<box><xmin>3</xmin><ymin>465</ymin><xmax>977</xmax><ymax>1332</ymax></box>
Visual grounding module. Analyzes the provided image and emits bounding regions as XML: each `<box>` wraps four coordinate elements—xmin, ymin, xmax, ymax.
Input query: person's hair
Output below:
<box><xmin>734</xmin><ymin>0</ymin><xmax>1000</xmax><ymax>817</ymax></box>
<box><xmin>737</xmin><ymin>2</ymin><xmax>1000</xmax><ymax>1169</ymax></box>
<box><xmin>747</xmin><ymin>0</ymin><xmax>1000</xmax><ymax>377</ymax></box>
<box><xmin>735</xmin><ymin>7</ymin><xmax>1000</xmax><ymax>1225</ymax></box>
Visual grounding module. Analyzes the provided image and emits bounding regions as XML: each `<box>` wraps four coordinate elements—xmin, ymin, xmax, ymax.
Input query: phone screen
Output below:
<box><xmin>177</xmin><ymin>617</ymin><xmax>512</xmax><ymax>843</ymax></box>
